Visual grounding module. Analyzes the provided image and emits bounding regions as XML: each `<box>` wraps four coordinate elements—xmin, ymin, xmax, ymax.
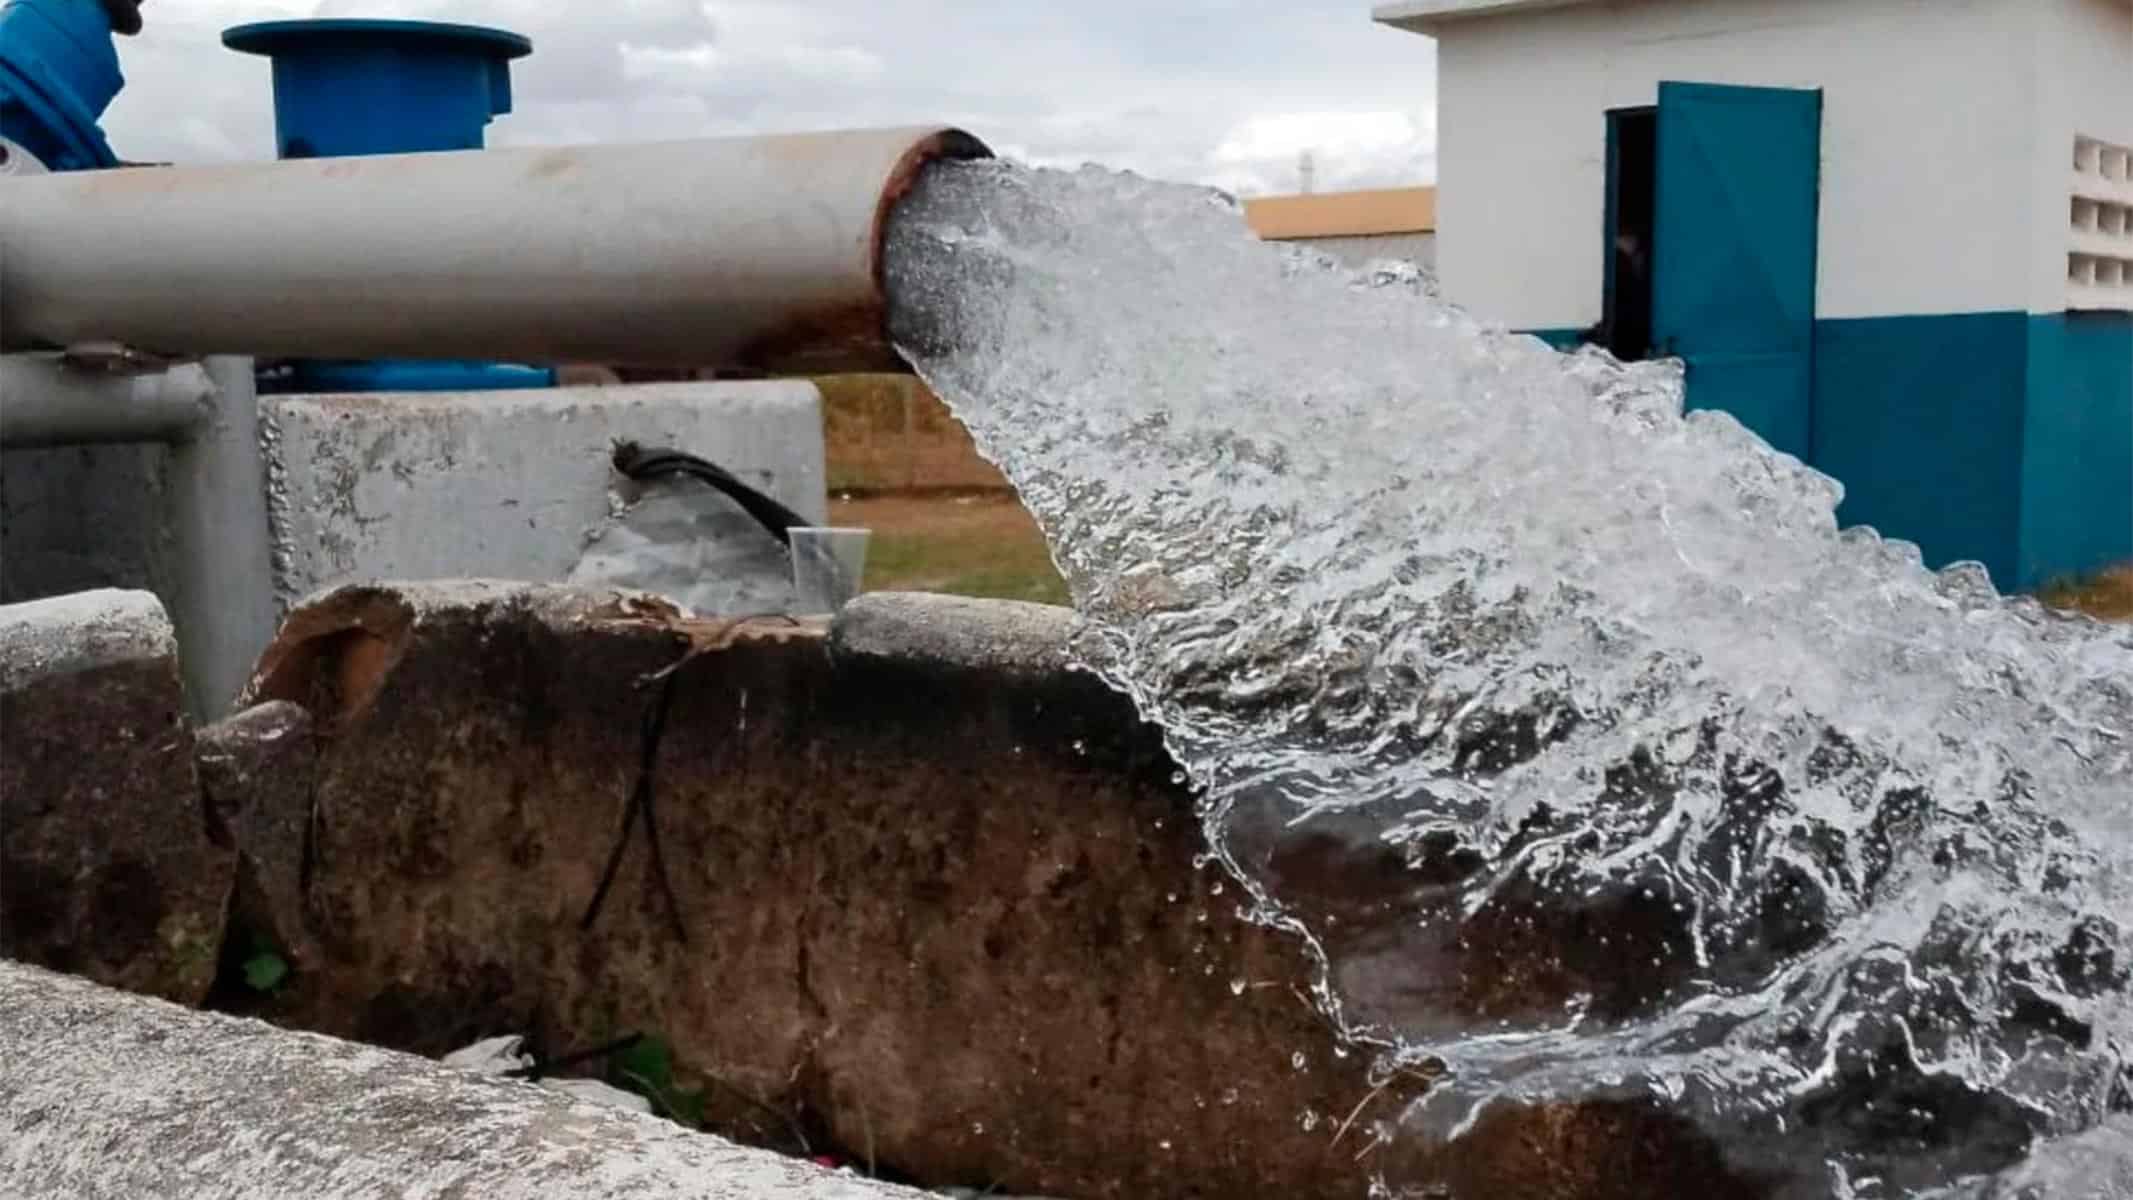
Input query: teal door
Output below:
<box><xmin>1651</xmin><ymin>82</ymin><xmax>1822</xmax><ymax>460</ymax></box>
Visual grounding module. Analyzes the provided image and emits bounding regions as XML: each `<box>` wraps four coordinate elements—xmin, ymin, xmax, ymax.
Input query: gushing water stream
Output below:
<box><xmin>882</xmin><ymin>159</ymin><xmax>2133</xmax><ymax>1197</ymax></box>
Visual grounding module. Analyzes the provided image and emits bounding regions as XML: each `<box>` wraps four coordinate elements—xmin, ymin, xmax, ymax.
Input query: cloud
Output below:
<box><xmin>1210</xmin><ymin>110</ymin><xmax>1437</xmax><ymax>195</ymax></box>
<box><xmin>103</xmin><ymin>0</ymin><xmax>1439</xmax><ymax>193</ymax></box>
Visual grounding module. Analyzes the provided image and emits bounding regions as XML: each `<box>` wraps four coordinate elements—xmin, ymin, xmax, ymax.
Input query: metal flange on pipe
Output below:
<box><xmin>0</xmin><ymin>126</ymin><xmax>992</xmax><ymax>375</ymax></box>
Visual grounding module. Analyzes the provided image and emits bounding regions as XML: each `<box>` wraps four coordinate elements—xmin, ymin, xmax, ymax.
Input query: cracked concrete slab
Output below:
<box><xmin>0</xmin><ymin>960</ymin><xmax>930</xmax><ymax>1200</ymax></box>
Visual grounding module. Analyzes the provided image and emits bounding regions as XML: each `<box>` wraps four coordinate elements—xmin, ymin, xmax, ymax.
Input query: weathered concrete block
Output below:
<box><xmin>196</xmin><ymin>700</ymin><xmax>319</xmax><ymax>971</ymax></box>
<box><xmin>0</xmin><ymin>589</ymin><xmax>232</xmax><ymax>1002</ymax></box>
<box><xmin>262</xmin><ymin>381</ymin><xmax>827</xmax><ymax>610</ymax></box>
<box><xmin>223</xmin><ymin>582</ymin><xmax>1758</xmax><ymax>1199</ymax></box>
<box><xmin>0</xmin><ymin>960</ymin><xmax>933</xmax><ymax>1200</ymax></box>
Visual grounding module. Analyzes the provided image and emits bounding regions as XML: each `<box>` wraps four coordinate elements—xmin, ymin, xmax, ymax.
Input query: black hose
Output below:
<box><xmin>609</xmin><ymin>440</ymin><xmax>809</xmax><ymax>547</ymax></box>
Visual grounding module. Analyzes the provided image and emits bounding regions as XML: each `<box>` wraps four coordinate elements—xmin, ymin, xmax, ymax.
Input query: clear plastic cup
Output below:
<box><xmin>789</xmin><ymin>526</ymin><xmax>871</xmax><ymax>615</ymax></box>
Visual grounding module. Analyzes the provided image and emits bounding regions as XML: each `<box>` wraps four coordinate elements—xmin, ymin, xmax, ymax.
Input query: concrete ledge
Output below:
<box><xmin>833</xmin><ymin>591</ymin><xmax>1076</xmax><ymax>678</ymax></box>
<box><xmin>0</xmin><ymin>589</ymin><xmax>231</xmax><ymax>1003</ymax></box>
<box><xmin>0</xmin><ymin>588</ymin><xmax>175</xmax><ymax>688</ymax></box>
<box><xmin>0</xmin><ymin>960</ymin><xmax>929</xmax><ymax>1200</ymax></box>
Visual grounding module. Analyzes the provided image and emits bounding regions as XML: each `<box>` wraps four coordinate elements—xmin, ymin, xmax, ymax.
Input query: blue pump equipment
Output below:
<box><xmin>221</xmin><ymin>18</ymin><xmax>527</xmax><ymax>160</ymax></box>
<box><xmin>0</xmin><ymin>0</ymin><xmax>125</xmax><ymax>171</ymax></box>
<box><xmin>223</xmin><ymin>18</ymin><xmax>556</xmax><ymax>393</ymax></box>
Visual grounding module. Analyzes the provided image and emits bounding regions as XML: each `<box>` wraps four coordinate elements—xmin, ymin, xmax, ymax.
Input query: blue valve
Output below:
<box><xmin>221</xmin><ymin>18</ymin><xmax>529</xmax><ymax>160</ymax></box>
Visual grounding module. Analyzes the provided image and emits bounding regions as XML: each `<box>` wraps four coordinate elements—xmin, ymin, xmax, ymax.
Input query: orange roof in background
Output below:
<box><xmin>1243</xmin><ymin>186</ymin><xmax>1437</xmax><ymax>240</ymax></box>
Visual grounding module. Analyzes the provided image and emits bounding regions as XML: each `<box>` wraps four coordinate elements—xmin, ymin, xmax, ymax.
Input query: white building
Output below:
<box><xmin>1376</xmin><ymin>0</ymin><xmax>2132</xmax><ymax>588</ymax></box>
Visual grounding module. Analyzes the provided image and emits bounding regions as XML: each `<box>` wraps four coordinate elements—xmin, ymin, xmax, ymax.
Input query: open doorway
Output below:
<box><xmin>1604</xmin><ymin>107</ymin><xmax>1657</xmax><ymax>360</ymax></box>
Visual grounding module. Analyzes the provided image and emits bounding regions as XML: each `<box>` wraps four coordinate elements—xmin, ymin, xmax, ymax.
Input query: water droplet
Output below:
<box><xmin>1301</xmin><ymin>1109</ymin><xmax>1320</xmax><ymax>1132</ymax></box>
<box><xmin>1159</xmin><ymin>1140</ymin><xmax>1173</xmax><ymax>1151</ymax></box>
<box><xmin>1221</xmin><ymin>1087</ymin><xmax>1239</xmax><ymax>1106</ymax></box>
<box><xmin>971</xmin><ymin>1122</ymin><xmax>984</xmax><ymax>1135</ymax></box>
<box><xmin>1071</xmin><ymin>738</ymin><xmax>1087</xmax><ymax>755</ymax></box>
<box><xmin>1209</xmin><ymin>881</ymin><xmax>1225</xmax><ymax>896</ymax></box>
<box><xmin>1230</xmin><ymin>978</ymin><xmax>1248</xmax><ymax>995</ymax></box>
<box><xmin>1291</xmin><ymin>1052</ymin><xmax>1307</xmax><ymax>1071</ymax></box>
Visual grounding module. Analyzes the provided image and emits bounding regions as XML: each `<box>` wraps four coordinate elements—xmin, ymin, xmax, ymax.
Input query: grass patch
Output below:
<box><xmin>834</xmin><ymin>494</ymin><xmax>2132</xmax><ymax>627</ymax></box>
<box><xmin>833</xmin><ymin>492</ymin><xmax>1069</xmax><ymax>606</ymax></box>
<box><xmin>2040</xmin><ymin>563</ymin><xmax>2133</xmax><ymax>622</ymax></box>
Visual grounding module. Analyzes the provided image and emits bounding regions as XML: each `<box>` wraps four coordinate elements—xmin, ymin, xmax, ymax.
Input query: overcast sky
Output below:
<box><xmin>101</xmin><ymin>1</ymin><xmax>1439</xmax><ymax>196</ymax></box>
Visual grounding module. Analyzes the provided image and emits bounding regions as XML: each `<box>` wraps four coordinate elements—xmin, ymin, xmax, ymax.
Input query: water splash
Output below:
<box><xmin>883</xmin><ymin>159</ymin><xmax>2133</xmax><ymax>1196</ymax></box>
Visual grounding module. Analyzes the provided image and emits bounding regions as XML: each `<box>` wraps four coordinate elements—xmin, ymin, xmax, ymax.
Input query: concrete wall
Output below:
<box><xmin>1</xmin><ymin>374</ymin><xmax>827</xmax><ymax>712</ymax></box>
<box><xmin>2016</xmin><ymin>0</ymin><xmax>2133</xmax><ymax>583</ymax></box>
<box><xmin>197</xmin><ymin>582</ymin><xmax>1768</xmax><ymax>1200</ymax></box>
<box><xmin>264</xmin><ymin>381</ymin><xmax>825</xmax><ymax>610</ymax></box>
<box><xmin>0</xmin><ymin>443</ymin><xmax>176</xmax><ymax>602</ymax></box>
<box><xmin>1430</xmin><ymin>0</ymin><xmax>2039</xmax><ymax>330</ymax></box>
<box><xmin>2033</xmin><ymin>0</ymin><xmax>2133</xmax><ymax>315</ymax></box>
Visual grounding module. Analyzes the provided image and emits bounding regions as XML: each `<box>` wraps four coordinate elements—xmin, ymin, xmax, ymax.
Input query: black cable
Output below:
<box><xmin>580</xmin><ymin>670</ymin><xmax>689</xmax><ymax>944</ymax></box>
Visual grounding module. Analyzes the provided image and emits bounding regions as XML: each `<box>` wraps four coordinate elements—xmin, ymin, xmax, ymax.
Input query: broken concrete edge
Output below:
<box><xmin>239</xmin><ymin>580</ymin><xmax>736</xmax><ymax>728</ymax></box>
<box><xmin>237</xmin><ymin>582</ymin><xmax>1083</xmax><ymax>733</ymax></box>
<box><xmin>0</xmin><ymin>959</ymin><xmax>931</xmax><ymax>1200</ymax></box>
<box><xmin>0</xmin><ymin>587</ymin><xmax>175</xmax><ymax>692</ymax></box>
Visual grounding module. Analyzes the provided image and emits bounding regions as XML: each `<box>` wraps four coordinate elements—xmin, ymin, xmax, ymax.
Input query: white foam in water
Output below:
<box><xmin>884</xmin><ymin>159</ymin><xmax>2133</xmax><ymax>1197</ymax></box>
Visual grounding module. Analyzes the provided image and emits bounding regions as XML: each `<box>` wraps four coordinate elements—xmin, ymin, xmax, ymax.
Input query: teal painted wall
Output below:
<box><xmin>1523</xmin><ymin>312</ymin><xmax>2132</xmax><ymax>591</ymax></box>
<box><xmin>2021</xmin><ymin>313</ymin><xmax>2133</xmax><ymax>589</ymax></box>
<box><xmin>1810</xmin><ymin>313</ymin><xmax>2030</xmax><ymax>587</ymax></box>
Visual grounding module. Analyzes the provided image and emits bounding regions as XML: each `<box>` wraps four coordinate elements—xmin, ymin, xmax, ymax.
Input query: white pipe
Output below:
<box><xmin>0</xmin><ymin>354</ymin><xmax>215</xmax><ymax>447</ymax></box>
<box><xmin>0</xmin><ymin>353</ymin><xmax>275</xmax><ymax>717</ymax></box>
<box><xmin>0</xmin><ymin>126</ymin><xmax>989</xmax><ymax>373</ymax></box>
<box><xmin>166</xmin><ymin>356</ymin><xmax>278</xmax><ymax>718</ymax></box>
